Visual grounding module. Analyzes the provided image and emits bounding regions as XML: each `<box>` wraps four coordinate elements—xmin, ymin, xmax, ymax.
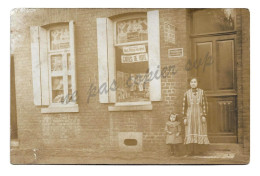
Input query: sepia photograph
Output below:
<box><xmin>10</xmin><ymin>8</ymin><xmax>250</xmax><ymax>164</ymax></box>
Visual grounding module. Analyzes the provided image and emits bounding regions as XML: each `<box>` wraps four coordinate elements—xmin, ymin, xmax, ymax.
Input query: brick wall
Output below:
<box><xmin>241</xmin><ymin>9</ymin><xmax>250</xmax><ymax>155</ymax></box>
<box><xmin>11</xmin><ymin>8</ymin><xmax>249</xmax><ymax>155</ymax></box>
<box><xmin>235</xmin><ymin>9</ymin><xmax>250</xmax><ymax>158</ymax></box>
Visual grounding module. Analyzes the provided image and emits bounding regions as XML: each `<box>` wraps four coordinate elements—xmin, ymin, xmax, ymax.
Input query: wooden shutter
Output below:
<box><xmin>97</xmin><ymin>18</ymin><xmax>109</xmax><ymax>103</ymax></box>
<box><xmin>39</xmin><ymin>27</ymin><xmax>49</xmax><ymax>105</ymax></box>
<box><xmin>69</xmin><ymin>21</ymin><xmax>77</xmax><ymax>101</ymax></box>
<box><xmin>148</xmin><ymin>10</ymin><xmax>161</xmax><ymax>101</ymax></box>
<box><xmin>107</xmin><ymin>18</ymin><xmax>116</xmax><ymax>103</ymax></box>
<box><xmin>30</xmin><ymin>26</ymin><xmax>41</xmax><ymax>105</ymax></box>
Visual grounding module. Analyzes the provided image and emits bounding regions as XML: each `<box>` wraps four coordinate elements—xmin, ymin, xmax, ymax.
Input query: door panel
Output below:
<box><xmin>207</xmin><ymin>97</ymin><xmax>237</xmax><ymax>143</ymax></box>
<box><xmin>195</xmin><ymin>42</ymin><xmax>213</xmax><ymax>91</ymax></box>
<box><xmin>216</xmin><ymin>40</ymin><xmax>234</xmax><ymax>90</ymax></box>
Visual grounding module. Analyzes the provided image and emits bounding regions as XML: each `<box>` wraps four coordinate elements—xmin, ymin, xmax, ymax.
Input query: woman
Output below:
<box><xmin>182</xmin><ymin>77</ymin><xmax>210</xmax><ymax>155</ymax></box>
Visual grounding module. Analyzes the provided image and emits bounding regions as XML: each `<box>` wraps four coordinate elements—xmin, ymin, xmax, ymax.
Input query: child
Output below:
<box><xmin>165</xmin><ymin>113</ymin><xmax>183</xmax><ymax>156</ymax></box>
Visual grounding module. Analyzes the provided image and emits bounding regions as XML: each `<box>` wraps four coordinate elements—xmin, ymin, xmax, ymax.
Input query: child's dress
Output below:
<box><xmin>165</xmin><ymin>121</ymin><xmax>183</xmax><ymax>144</ymax></box>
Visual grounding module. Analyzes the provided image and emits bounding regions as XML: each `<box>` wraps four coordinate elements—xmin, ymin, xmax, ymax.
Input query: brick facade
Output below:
<box><xmin>10</xmin><ymin>8</ymin><xmax>250</xmax><ymax>163</ymax></box>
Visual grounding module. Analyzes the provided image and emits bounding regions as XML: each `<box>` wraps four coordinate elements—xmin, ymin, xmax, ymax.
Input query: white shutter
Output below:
<box><xmin>69</xmin><ymin>21</ymin><xmax>77</xmax><ymax>101</ymax></box>
<box><xmin>148</xmin><ymin>10</ymin><xmax>161</xmax><ymax>101</ymax></box>
<box><xmin>30</xmin><ymin>26</ymin><xmax>41</xmax><ymax>105</ymax></box>
<box><xmin>39</xmin><ymin>27</ymin><xmax>49</xmax><ymax>105</ymax></box>
<box><xmin>107</xmin><ymin>18</ymin><xmax>116</xmax><ymax>103</ymax></box>
<box><xmin>97</xmin><ymin>18</ymin><xmax>109</xmax><ymax>103</ymax></box>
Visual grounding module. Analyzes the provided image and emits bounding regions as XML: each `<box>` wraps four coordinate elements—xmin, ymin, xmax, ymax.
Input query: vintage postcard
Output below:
<box><xmin>10</xmin><ymin>8</ymin><xmax>250</xmax><ymax>164</ymax></box>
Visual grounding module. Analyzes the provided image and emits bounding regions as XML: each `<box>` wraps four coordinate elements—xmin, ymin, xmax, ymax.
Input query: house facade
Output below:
<box><xmin>10</xmin><ymin>8</ymin><xmax>250</xmax><ymax>163</ymax></box>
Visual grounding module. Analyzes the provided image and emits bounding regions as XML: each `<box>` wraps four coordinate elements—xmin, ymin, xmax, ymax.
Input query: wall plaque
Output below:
<box><xmin>168</xmin><ymin>48</ymin><xmax>183</xmax><ymax>58</ymax></box>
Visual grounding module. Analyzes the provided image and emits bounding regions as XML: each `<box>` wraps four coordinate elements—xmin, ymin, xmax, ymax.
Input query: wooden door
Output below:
<box><xmin>192</xmin><ymin>35</ymin><xmax>237</xmax><ymax>143</ymax></box>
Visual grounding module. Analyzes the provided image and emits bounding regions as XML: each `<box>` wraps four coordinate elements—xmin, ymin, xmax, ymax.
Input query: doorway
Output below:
<box><xmin>190</xmin><ymin>9</ymin><xmax>238</xmax><ymax>143</ymax></box>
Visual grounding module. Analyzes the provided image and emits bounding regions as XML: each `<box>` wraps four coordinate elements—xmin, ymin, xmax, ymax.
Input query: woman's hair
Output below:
<box><xmin>187</xmin><ymin>76</ymin><xmax>200</xmax><ymax>88</ymax></box>
<box><xmin>188</xmin><ymin>76</ymin><xmax>199</xmax><ymax>83</ymax></box>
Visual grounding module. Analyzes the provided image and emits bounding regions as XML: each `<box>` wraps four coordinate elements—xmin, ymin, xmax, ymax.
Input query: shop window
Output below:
<box><xmin>115</xmin><ymin>18</ymin><xmax>149</xmax><ymax>102</ymax></box>
<box><xmin>96</xmin><ymin>10</ymin><xmax>161</xmax><ymax>109</ymax></box>
<box><xmin>30</xmin><ymin>21</ymin><xmax>78</xmax><ymax>113</ymax></box>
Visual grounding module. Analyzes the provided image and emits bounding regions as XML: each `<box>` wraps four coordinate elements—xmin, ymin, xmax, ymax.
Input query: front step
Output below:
<box><xmin>190</xmin><ymin>143</ymin><xmax>242</xmax><ymax>159</ymax></box>
<box><xmin>193</xmin><ymin>151</ymin><xmax>236</xmax><ymax>159</ymax></box>
<box><xmin>208</xmin><ymin>143</ymin><xmax>243</xmax><ymax>153</ymax></box>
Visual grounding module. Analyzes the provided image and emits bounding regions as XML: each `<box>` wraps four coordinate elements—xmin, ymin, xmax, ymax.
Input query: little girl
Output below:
<box><xmin>165</xmin><ymin>113</ymin><xmax>183</xmax><ymax>156</ymax></box>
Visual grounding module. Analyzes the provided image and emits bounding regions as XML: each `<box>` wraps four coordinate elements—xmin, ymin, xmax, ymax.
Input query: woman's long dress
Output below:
<box><xmin>182</xmin><ymin>88</ymin><xmax>210</xmax><ymax>144</ymax></box>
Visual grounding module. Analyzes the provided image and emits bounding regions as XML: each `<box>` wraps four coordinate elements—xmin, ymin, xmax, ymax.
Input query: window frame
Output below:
<box><xmin>47</xmin><ymin>24</ymin><xmax>76</xmax><ymax>106</ymax></box>
<box><xmin>113</xmin><ymin>14</ymin><xmax>150</xmax><ymax>104</ymax></box>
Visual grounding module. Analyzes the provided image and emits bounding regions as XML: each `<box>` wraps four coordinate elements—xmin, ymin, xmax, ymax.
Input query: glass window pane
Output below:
<box><xmin>115</xmin><ymin>45</ymin><xmax>149</xmax><ymax>102</ymax></box>
<box><xmin>51</xmin><ymin>55</ymin><xmax>63</xmax><ymax>72</ymax></box>
<box><xmin>116</xmin><ymin>18</ymin><xmax>147</xmax><ymax>44</ymax></box>
<box><xmin>192</xmin><ymin>9</ymin><xmax>235</xmax><ymax>34</ymax></box>
<box><xmin>67</xmin><ymin>53</ymin><xmax>71</xmax><ymax>72</ymax></box>
<box><xmin>63</xmin><ymin>76</ymin><xmax>73</xmax><ymax>104</ymax></box>
<box><xmin>50</xmin><ymin>25</ymin><xmax>70</xmax><ymax>50</ymax></box>
<box><xmin>116</xmin><ymin>72</ymin><xmax>149</xmax><ymax>102</ymax></box>
<box><xmin>52</xmin><ymin>76</ymin><xmax>64</xmax><ymax>103</ymax></box>
<box><xmin>216</xmin><ymin>40</ymin><xmax>234</xmax><ymax>90</ymax></box>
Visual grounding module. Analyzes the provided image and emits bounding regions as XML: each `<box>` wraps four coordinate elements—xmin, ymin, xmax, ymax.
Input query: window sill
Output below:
<box><xmin>108</xmin><ymin>101</ymin><xmax>152</xmax><ymax>112</ymax></box>
<box><xmin>41</xmin><ymin>104</ymin><xmax>79</xmax><ymax>113</ymax></box>
<box><xmin>11</xmin><ymin>139</ymin><xmax>20</xmax><ymax>147</ymax></box>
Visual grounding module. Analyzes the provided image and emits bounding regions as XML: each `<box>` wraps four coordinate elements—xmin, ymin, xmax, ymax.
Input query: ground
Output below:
<box><xmin>10</xmin><ymin>147</ymin><xmax>249</xmax><ymax>165</ymax></box>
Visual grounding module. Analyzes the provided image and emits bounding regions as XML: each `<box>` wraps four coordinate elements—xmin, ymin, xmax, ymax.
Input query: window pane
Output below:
<box><xmin>216</xmin><ymin>40</ymin><xmax>234</xmax><ymax>90</ymax></box>
<box><xmin>68</xmin><ymin>75</ymin><xmax>72</xmax><ymax>101</ymax></box>
<box><xmin>116</xmin><ymin>72</ymin><xmax>150</xmax><ymax>102</ymax></box>
<box><xmin>50</xmin><ymin>25</ymin><xmax>70</xmax><ymax>50</ymax></box>
<box><xmin>116</xmin><ymin>18</ymin><xmax>147</xmax><ymax>44</ymax></box>
<box><xmin>51</xmin><ymin>55</ymin><xmax>63</xmax><ymax>72</ymax></box>
<box><xmin>52</xmin><ymin>76</ymin><xmax>64</xmax><ymax>103</ymax></box>
<box><xmin>116</xmin><ymin>46</ymin><xmax>148</xmax><ymax>73</ymax></box>
<box><xmin>115</xmin><ymin>45</ymin><xmax>149</xmax><ymax>102</ymax></box>
<box><xmin>67</xmin><ymin>53</ymin><xmax>71</xmax><ymax>72</ymax></box>
<box><xmin>196</xmin><ymin>42</ymin><xmax>213</xmax><ymax>91</ymax></box>
<box><xmin>192</xmin><ymin>9</ymin><xmax>235</xmax><ymax>34</ymax></box>
<box><xmin>62</xmin><ymin>76</ymin><xmax>73</xmax><ymax>104</ymax></box>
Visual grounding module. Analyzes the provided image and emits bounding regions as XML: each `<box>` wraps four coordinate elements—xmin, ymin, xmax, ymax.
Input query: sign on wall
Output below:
<box><xmin>164</xmin><ymin>22</ymin><xmax>176</xmax><ymax>44</ymax></box>
<box><xmin>121</xmin><ymin>53</ymin><xmax>148</xmax><ymax>63</ymax></box>
<box><xmin>168</xmin><ymin>48</ymin><xmax>183</xmax><ymax>58</ymax></box>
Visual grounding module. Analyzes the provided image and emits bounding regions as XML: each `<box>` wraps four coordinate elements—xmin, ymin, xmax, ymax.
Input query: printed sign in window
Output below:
<box><xmin>123</xmin><ymin>45</ymin><xmax>146</xmax><ymax>54</ymax></box>
<box><xmin>121</xmin><ymin>53</ymin><xmax>148</xmax><ymax>63</ymax></box>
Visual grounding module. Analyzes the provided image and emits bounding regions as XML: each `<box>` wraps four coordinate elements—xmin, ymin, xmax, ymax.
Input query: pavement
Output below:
<box><xmin>10</xmin><ymin>147</ymin><xmax>249</xmax><ymax>165</ymax></box>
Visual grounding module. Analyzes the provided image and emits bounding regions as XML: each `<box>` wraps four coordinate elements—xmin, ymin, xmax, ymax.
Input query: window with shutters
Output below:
<box><xmin>30</xmin><ymin>21</ymin><xmax>78</xmax><ymax>113</ymax></box>
<box><xmin>96</xmin><ymin>10</ymin><xmax>161</xmax><ymax>111</ymax></box>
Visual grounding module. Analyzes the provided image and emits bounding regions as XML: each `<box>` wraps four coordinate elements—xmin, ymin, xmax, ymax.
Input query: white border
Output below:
<box><xmin>1</xmin><ymin>1</ymin><xmax>259</xmax><ymax>176</ymax></box>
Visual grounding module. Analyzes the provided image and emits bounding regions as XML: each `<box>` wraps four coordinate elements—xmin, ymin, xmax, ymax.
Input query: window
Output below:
<box><xmin>48</xmin><ymin>25</ymin><xmax>73</xmax><ymax>104</ymax></box>
<box><xmin>96</xmin><ymin>10</ymin><xmax>161</xmax><ymax>111</ymax></box>
<box><xmin>30</xmin><ymin>21</ymin><xmax>78</xmax><ymax>113</ymax></box>
<box><xmin>115</xmin><ymin>17</ymin><xmax>150</xmax><ymax>102</ymax></box>
<box><xmin>192</xmin><ymin>9</ymin><xmax>236</xmax><ymax>34</ymax></box>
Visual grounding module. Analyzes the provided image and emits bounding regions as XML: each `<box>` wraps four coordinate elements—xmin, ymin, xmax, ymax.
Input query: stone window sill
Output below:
<box><xmin>108</xmin><ymin>101</ymin><xmax>152</xmax><ymax>112</ymax></box>
<box><xmin>41</xmin><ymin>104</ymin><xmax>79</xmax><ymax>113</ymax></box>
